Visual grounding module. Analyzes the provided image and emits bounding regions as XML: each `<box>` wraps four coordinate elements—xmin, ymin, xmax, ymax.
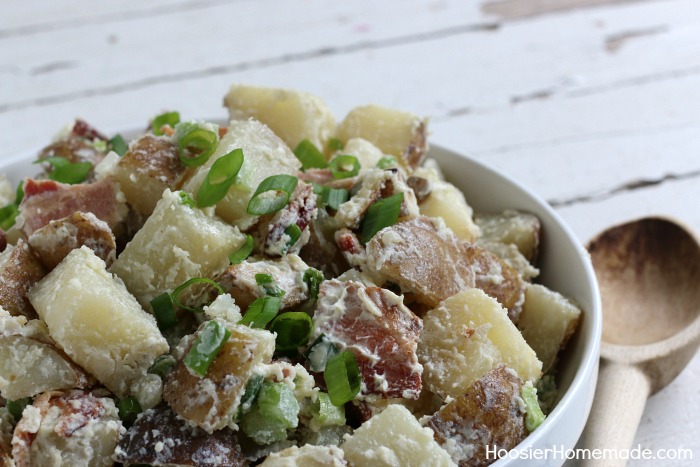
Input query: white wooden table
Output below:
<box><xmin>2</xmin><ymin>1</ymin><xmax>698</xmax><ymax>465</ymax></box>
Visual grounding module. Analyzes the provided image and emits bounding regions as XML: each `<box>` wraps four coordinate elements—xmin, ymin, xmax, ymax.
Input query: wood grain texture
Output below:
<box><xmin>1</xmin><ymin>1</ymin><xmax>698</xmax><ymax>465</ymax></box>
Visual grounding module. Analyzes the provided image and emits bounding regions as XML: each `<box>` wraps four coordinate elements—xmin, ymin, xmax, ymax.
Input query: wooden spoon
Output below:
<box><xmin>581</xmin><ymin>217</ymin><xmax>700</xmax><ymax>467</ymax></box>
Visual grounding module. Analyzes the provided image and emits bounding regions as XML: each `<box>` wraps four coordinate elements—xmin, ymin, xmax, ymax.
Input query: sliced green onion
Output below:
<box><xmin>0</xmin><ymin>204</ymin><xmax>19</xmax><ymax>231</ymax></box>
<box><xmin>179</xmin><ymin>191</ymin><xmax>195</xmax><ymax>208</ymax></box>
<box><xmin>294</xmin><ymin>139</ymin><xmax>328</xmax><ymax>170</ymax></box>
<box><xmin>328</xmin><ymin>155</ymin><xmax>360</xmax><ymax>179</ymax></box>
<box><xmin>246</xmin><ymin>174</ymin><xmax>298</xmax><ymax>216</ymax></box>
<box><xmin>327</xmin><ymin>137</ymin><xmax>344</xmax><ymax>152</ymax></box>
<box><xmin>312</xmin><ymin>392</ymin><xmax>346</xmax><ymax>427</ymax></box>
<box><xmin>178</xmin><ymin>127</ymin><xmax>218</xmax><ymax>167</ymax></box>
<box><xmin>522</xmin><ymin>383</ymin><xmax>546</xmax><ymax>432</ymax></box>
<box><xmin>255</xmin><ymin>273</ymin><xmax>285</xmax><ymax>298</ymax></box>
<box><xmin>172</xmin><ymin>278</ymin><xmax>225</xmax><ymax>313</ymax></box>
<box><xmin>109</xmin><ymin>134</ymin><xmax>128</xmax><ymax>156</ymax></box>
<box><xmin>303</xmin><ymin>268</ymin><xmax>324</xmax><ymax>300</ymax></box>
<box><xmin>229</xmin><ymin>234</ymin><xmax>254</xmax><ymax>264</ymax></box>
<box><xmin>239</xmin><ymin>296</ymin><xmax>281</xmax><ymax>329</ymax></box>
<box><xmin>376</xmin><ymin>155</ymin><xmax>398</xmax><ymax>169</ymax></box>
<box><xmin>324</xmin><ymin>351</ymin><xmax>361</xmax><ymax>406</ymax></box>
<box><xmin>117</xmin><ymin>396</ymin><xmax>142</xmax><ymax>427</ymax></box>
<box><xmin>184</xmin><ymin>320</ymin><xmax>231</xmax><ymax>377</ymax></box>
<box><xmin>150</xmin><ymin>292</ymin><xmax>177</xmax><ymax>331</ymax></box>
<box><xmin>196</xmin><ymin>148</ymin><xmax>244</xmax><ymax>208</ymax></box>
<box><xmin>237</xmin><ymin>373</ymin><xmax>265</xmax><ymax>420</ymax></box>
<box><xmin>360</xmin><ymin>192</ymin><xmax>404</xmax><ymax>244</ymax></box>
<box><xmin>15</xmin><ymin>180</ymin><xmax>24</xmax><ymax>205</ymax></box>
<box><xmin>152</xmin><ymin>111</ymin><xmax>180</xmax><ymax>135</ymax></box>
<box><xmin>240</xmin><ymin>381</ymin><xmax>300</xmax><ymax>444</ymax></box>
<box><xmin>306</xmin><ymin>334</ymin><xmax>338</xmax><ymax>372</ymax></box>
<box><xmin>324</xmin><ymin>187</ymin><xmax>348</xmax><ymax>210</ymax></box>
<box><xmin>6</xmin><ymin>397</ymin><xmax>32</xmax><ymax>421</ymax></box>
<box><xmin>284</xmin><ymin>224</ymin><xmax>302</xmax><ymax>249</ymax></box>
<box><xmin>270</xmin><ymin>312</ymin><xmax>312</xmax><ymax>351</ymax></box>
<box><xmin>255</xmin><ymin>273</ymin><xmax>274</xmax><ymax>284</ymax></box>
<box><xmin>36</xmin><ymin>157</ymin><xmax>92</xmax><ymax>184</ymax></box>
<box><xmin>148</xmin><ymin>354</ymin><xmax>177</xmax><ymax>378</ymax></box>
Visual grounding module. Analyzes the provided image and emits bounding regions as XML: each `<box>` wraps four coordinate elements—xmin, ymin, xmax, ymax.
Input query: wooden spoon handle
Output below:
<box><xmin>581</xmin><ymin>361</ymin><xmax>651</xmax><ymax>467</ymax></box>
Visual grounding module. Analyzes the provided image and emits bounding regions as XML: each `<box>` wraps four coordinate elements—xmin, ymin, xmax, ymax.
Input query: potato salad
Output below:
<box><xmin>0</xmin><ymin>84</ymin><xmax>582</xmax><ymax>467</ymax></box>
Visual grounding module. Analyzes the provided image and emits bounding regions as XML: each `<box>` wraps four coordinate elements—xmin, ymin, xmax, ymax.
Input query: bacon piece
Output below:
<box><xmin>19</xmin><ymin>177</ymin><xmax>127</xmax><ymax>238</ymax></box>
<box><xmin>312</xmin><ymin>280</ymin><xmax>422</xmax><ymax>400</ymax></box>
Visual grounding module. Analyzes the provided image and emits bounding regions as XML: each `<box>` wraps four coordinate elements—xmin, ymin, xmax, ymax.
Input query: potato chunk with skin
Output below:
<box><xmin>112</xmin><ymin>134</ymin><xmax>188</xmax><ymax>216</ymax></box>
<box><xmin>28</xmin><ymin>246</ymin><xmax>169</xmax><ymax>398</ymax></box>
<box><xmin>11</xmin><ymin>389</ymin><xmax>122</xmax><ymax>467</ymax></box>
<box><xmin>114</xmin><ymin>404</ymin><xmax>247</xmax><ymax>467</ymax></box>
<box><xmin>110</xmin><ymin>189</ymin><xmax>246</xmax><ymax>309</ymax></box>
<box><xmin>183</xmin><ymin>119</ymin><xmax>301</xmax><ymax>230</ymax></box>
<box><xmin>428</xmin><ymin>366</ymin><xmax>527</xmax><ymax>467</ymax></box>
<box><xmin>0</xmin><ymin>240</ymin><xmax>47</xmax><ymax>320</ymax></box>
<box><xmin>260</xmin><ymin>444</ymin><xmax>346</xmax><ymax>466</ymax></box>
<box><xmin>312</xmin><ymin>280</ymin><xmax>422</xmax><ymax>400</ymax></box>
<box><xmin>475</xmin><ymin>210</ymin><xmax>541</xmax><ymax>263</ymax></box>
<box><xmin>518</xmin><ymin>284</ymin><xmax>582</xmax><ymax>373</ymax></box>
<box><xmin>418</xmin><ymin>288</ymin><xmax>541</xmax><ymax>399</ymax></box>
<box><xmin>337</xmin><ymin>105</ymin><xmax>429</xmax><ymax>171</ymax></box>
<box><xmin>224</xmin><ymin>84</ymin><xmax>336</xmax><ymax>152</ymax></box>
<box><xmin>28</xmin><ymin>211</ymin><xmax>116</xmax><ymax>270</ymax></box>
<box><xmin>342</xmin><ymin>404</ymin><xmax>455</xmax><ymax>467</ymax></box>
<box><xmin>0</xmin><ymin>335</ymin><xmax>93</xmax><ymax>400</ymax></box>
<box><xmin>163</xmin><ymin>321</ymin><xmax>275</xmax><ymax>433</ymax></box>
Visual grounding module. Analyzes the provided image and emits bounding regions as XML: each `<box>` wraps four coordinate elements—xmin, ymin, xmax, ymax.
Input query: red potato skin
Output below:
<box><xmin>0</xmin><ymin>239</ymin><xmax>47</xmax><ymax>319</ymax></box>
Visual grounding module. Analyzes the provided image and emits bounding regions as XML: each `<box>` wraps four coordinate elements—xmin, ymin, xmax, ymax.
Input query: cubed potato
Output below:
<box><xmin>418</xmin><ymin>288</ymin><xmax>542</xmax><ymax>399</ymax></box>
<box><xmin>336</xmin><ymin>105</ymin><xmax>429</xmax><ymax>171</ymax></box>
<box><xmin>475</xmin><ymin>210</ymin><xmax>541</xmax><ymax>263</ymax></box>
<box><xmin>112</xmin><ymin>134</ymin><xmax>188</xmax><ymax>216</ymax></box>
<box><xmin>428</xmin><ymin>366</ymin><xmax>527</xmax><ymax>467</ymax></box>
<box><xmin>260</xmin><ymin>445</ymin><xmax>346</xmax><ymax>466</ymax></box>
<box><xmin>418</xmin><ymin>180</ymin><xmax>480</xmax><ymax>242</ymax></box>
<box><xmin>518</xmin><ymin>284</ymin><xmax>582</xmax><ymax>373</ymax></box>
<box><xmin>182</xmin><ymin>119</ymin><xmax>301</xmax><ymax>230</ymax></box>
<box><xmin>0</xmin><ymin>335</ymin><xmax>93</xmax><ymax>400</ymax></box>
<box><xmin>0</xmin><ymin>240</ymin><xmax>47</xmax><ymax>320</ymax></box>
<box><xmin>110</xmin><ymin>189</ymin><xmax>246</xmax><ymax>308</ymax></box>
<box><xmin>114</xmin><ymin>404</ymin><xmax>246</xmax><ymax>467</ymax></box>
<box><xmin>478</xmin><ymin>240</ymin><xmax>540</xmax><ymax>282</ymax></box>
<box><xmin>28</xmin><ymin>246</ymin><xmax>169</xmax><ymax>398</ymax></box>
<box><xmin>11</xmin><ymin>390</ymin><xmax>122</xmax><ymax>467</ymax></box>
<box><xmin>341</xmin><ymin>404</ymin><xmax>455</xmax><ymax>467</ymax></box>
<box><xmin>28</xmin><ymin>211</ymin><xmax>117</xmax><ymax>270</ymax></box>
<box><xmin>224</xmin><ymin>83</ymin><xmax>336</xmax><ymax>152</ymax></box>
<box><xmin>163</xmin><ymin>321</ymin><xmax>275</xmax><ymax>433</ymax></box>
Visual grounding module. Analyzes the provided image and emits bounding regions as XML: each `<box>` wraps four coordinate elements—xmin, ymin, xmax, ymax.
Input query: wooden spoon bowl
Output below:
<box><xmin>582</xmin><ymin>217</ymin><xmax>700</xmax><ymax>466</ymax></box>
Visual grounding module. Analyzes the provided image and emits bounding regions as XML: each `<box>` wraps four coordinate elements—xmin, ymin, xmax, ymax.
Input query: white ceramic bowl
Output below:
<box><xmin>432</xmin><ymin>145</ymin><xmax>602</xmax><ymax>467</ymax></box>
<box><xmin>1</xmin><ymin>142</ymin><xmax>601</xmax><ymax>467</ymax></box>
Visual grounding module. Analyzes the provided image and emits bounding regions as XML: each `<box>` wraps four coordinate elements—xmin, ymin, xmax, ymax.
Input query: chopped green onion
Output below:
<box><xmin>0</xmin><ymin>204</ymin><xmax>19</xmax><ymax>231</ymax></box>
<box><xmin>303</xmin><ymin>268</ymin><xmax>324</xmax><ymax>300</ymax></box>
<box><xmin>36</xmin><ymin>157</ymin><xmax>92</xmax><ymax>184</ymax></box>
<box><xmin>255</xmin><ymin>273</ymin><xmax>285</xmax><ymax>298</ymax></box>
<box><xmin>311</xmin><ymin>392</ymin><xmax>346</xmax><ymax>427</ymax></box>
<box><xmin>324</xmin><ymin>351</ymin><xmax>361</xmax><ymax>406</ymax></box>
<box><xmin>522</xmin><ymin>383</ymin><xmax>546</xmax><ymax>432</ymax></box>
<box><xmin>15</xmin><ymin>180</ymin><xmax>24</xmax><ymax>205</ymax></box>
<box><xmin>284</xmin><ymin>224</ymin><xmax>302</xmax><ymax>249</ymax></box>
<box><xmin>294</xmin><ymin>139</ymin><xmax>328</xmax><ymax>170</ymax></box>
<box><xmin>178</xmin><ymin>127</ymin><xmax>218</xmax><ymax>167</ymax></box>
<box><xmin>328</xmin><ymin>155</ymin><xmax>360</xmax><ymax>179</ymax></box>
<box><xmin>246</xmin><ymin>174</ymin><xmax>298</xmax><ymax>216</ymax></box>
<box><xmin>240</xmin><ymin>381</ymin><xmax>300</xmax><ymax>444</ymax></box>
<box><xmin>184</xmin><ymin>320</ymin><xmax>231</xmax><ymax>377</ymax></box>
<box><xmin>324</xmin><ymin>187</ymin><xmax>348</xmax><ymax>210</ymax></box>
<box><xmin>148</xmin><ymin>354</ymin><xmax>177</xmax><ymax>378</ymax></box>
<box><xmin>196</xmin><ymin>148</ymin><xmax>244</xmax><ymax>208</ymax></box>
<box><xmin>172</xmin><ymin>278</ymin><xmax>225</xmax><ymax>313</ymax></box>
<box><xmin>152</xmin><ymin>111</ymin><xmax>180</xmax><ymax>135</ymax></box>
<box><xmin>150</xmin><ymin>292</ymin><xmax>177</xmax><ymax>331</ymax></box>
<box><xmin>239</xmin><ymin>296</ymin><xmax>281</xmax><ymax>328</ymax></box>
<box><xmin>327</xmin><ymin>137</ymin><xmax>344</xmax><ymax>152</ymax></box>
<box><xmin>229</xmin><ymin>234</ymin><xmax>254</xmax><ymax>264</ymax></box>
<box><xmin>109</xmin><ymin>134</ymin><xmax>128</xmax><ymax>156</ymax></box>
<box><xmin>117</xmin><ymin>396</ymin><xmax>142</xmax><ymax>427</ymax></box>
<box><xmin>255</xmin><ymin>273</ymin><xmax>273</xmax><ymax>284</ymax></box>
<box><xmin>179</xmin><ymin>191</ymin><xmax>195</xmax><ymax>208</ymax></box>
<box><xmin>269</xmin><ymin>312</ymin><xmax>313</xmax><ymax>352</ymax></box>
<box><xmin>306</xmin><ymin>334</ymin><xmax>338</xmax><ymax>372</ymax></box>
<box><xmin>360</xmin><ymin>192</ymin><xmax>404</xmax><ymax>243</ymax></box>
<box><xmin>237</xmin><ymin>373</ymin><xmax>265</xmax><ymax>419</ymax></box>
<box><xmin>6</xmin><ymin>397</ymin><xmax>32</xmax><ymax>421</ymax></box>
<box><xmin>376</xmin><ymin>155</ymin><xmax>398</xmax><ymax>169</ymax></box>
